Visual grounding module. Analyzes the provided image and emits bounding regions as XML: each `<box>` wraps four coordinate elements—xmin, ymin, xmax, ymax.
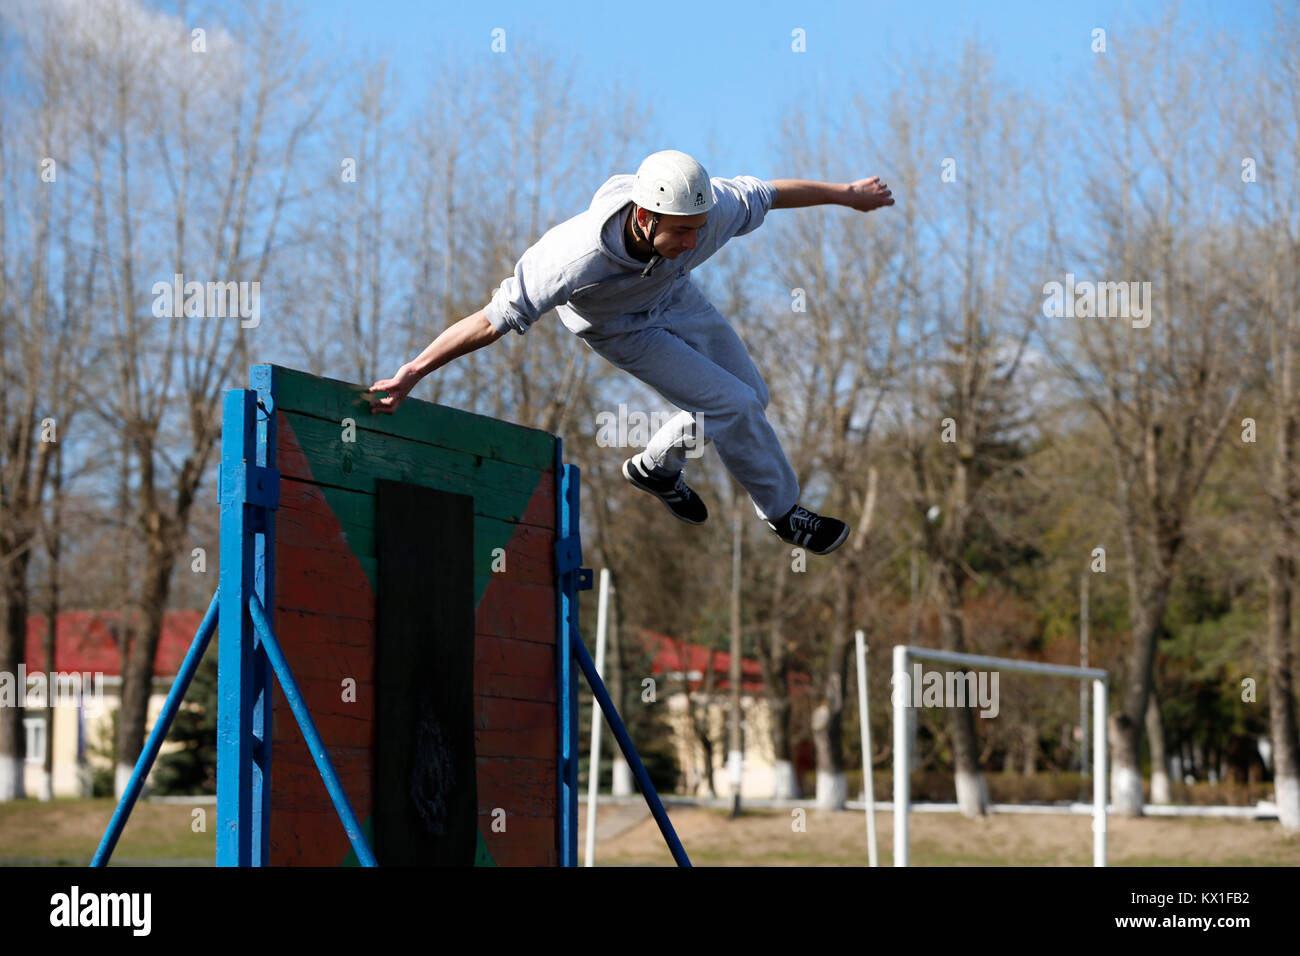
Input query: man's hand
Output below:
<box><xmin>844</xmin><ymin>176</ymin><xmax>894</xmax><ymax>213</ymax></box>
<box><xmin>368</xmin><ymin>363</ymin><xmax>420</xmax><ymax>415</ymax></box>
<box><xmin>367</xmin><ymin>310</ymin><xmax>504</xmax><ymax>415</ymax></box>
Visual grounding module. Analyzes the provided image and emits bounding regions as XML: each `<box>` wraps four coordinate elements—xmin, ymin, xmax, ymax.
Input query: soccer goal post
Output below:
<box><xmin>892</xmin><ymin>645</ymin><xmax>1109</xmax><ymax>867</ymax></box>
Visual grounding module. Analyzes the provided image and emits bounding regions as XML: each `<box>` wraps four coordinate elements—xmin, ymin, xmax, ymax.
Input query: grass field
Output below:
<box><xmin>3</xmin><ymin>798</ymin><xmax>1298</xmax><ymax>866</ymax></box>
<box><xmin>582</xmin><ymin>803</ymin><xmax>1300</xmax><ymax>866</ymax></box>
<box><xmin>0</xmin><ymin>799</ymin><xmax>213</xmax><ymax>865</ymax></box>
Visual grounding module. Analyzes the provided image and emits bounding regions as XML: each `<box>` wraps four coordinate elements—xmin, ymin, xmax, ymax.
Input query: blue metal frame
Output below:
<box><xmin>214</xmin><ymin>367</ymin><xmax>373</xmax><ymax>866</ymax></box>
<box><xmin>216</xmin><ymin>384</ymin><xmax>278</xmax><ymax>865</ymax></box>
<box><xmin>95</xmin><ymin>367</ymin><xmax>689</xmax><ymax>868</ymax></box>
<box><xmin>555</xmin><ymin>442</ymin><xmax>582</xmax><ymax>865</ymax></box>
<box><xmin>249</xmin><ymin>365</ymin><xmax>276</xmax><ymax>862</ymax></box>
<box><xmin>554</xmin><ymin>442</ymin><xmax>691</xmax><ymax>867</ymax></box>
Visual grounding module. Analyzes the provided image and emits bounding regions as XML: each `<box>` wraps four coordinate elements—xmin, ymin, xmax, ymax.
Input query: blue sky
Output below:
<box><xmin>301</xmin><ymin>0</ymin><xmax>1274</xmax><ymax>180</ymax></box>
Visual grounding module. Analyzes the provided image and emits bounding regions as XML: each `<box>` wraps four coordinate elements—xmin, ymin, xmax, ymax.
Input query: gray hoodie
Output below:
<box><xmin>484</xmin><ymin>173</ymin><xmax>777</xmax><ymax>338</ymax></box>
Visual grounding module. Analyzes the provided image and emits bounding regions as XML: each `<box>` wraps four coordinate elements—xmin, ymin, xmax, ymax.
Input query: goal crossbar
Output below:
<box><xmin>892</xmin><ymin>645</ymin><xmax>1108</xmax><ymax>867</ymax></box>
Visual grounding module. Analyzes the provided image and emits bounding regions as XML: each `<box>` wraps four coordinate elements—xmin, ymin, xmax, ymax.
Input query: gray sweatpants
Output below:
<box><xmin>578</xmin><ymin>281</ymin><xmax>800</xmax><ymax>521</ymax></box>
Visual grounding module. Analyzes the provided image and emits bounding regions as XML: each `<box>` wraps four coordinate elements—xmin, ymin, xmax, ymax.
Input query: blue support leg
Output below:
<box><xmin>247</xmin><ymin>595</ymin><xmax>377</xmax><ymax>867</ymax></box>
<box><xmin>91</xmin><ymin>590</ymin><xmax>220</xmax><ymax>866</ymax></box>
<box><xmin>573</xmin><ymin>634</ymin><xmax>692</xmax><ymax>867</ymax></box>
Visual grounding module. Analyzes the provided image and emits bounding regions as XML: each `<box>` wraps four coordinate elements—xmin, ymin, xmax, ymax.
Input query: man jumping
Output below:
<box><xmin>369</xmin><ymin>149</ymin><xmax>893</xmax><ymax>554</ymax></box>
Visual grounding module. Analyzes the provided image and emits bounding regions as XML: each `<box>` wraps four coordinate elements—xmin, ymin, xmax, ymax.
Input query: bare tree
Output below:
<box><xmin>880</xmin><ymin>43</ymin><xmax>1047</xmax><ymax>816</ymax></box>
<box><xmin>0</xmin><ymin>7</ymin><xmax>99</xmax><ymax>800</ymax></box>
<box><xmin>755</xmin><ymin>101</ymin><xmax>904</xmax><ymax>808</ymax></box>
<box><xmin>1049</xmin><ymin>13</ymin><xmax>1252</xmax><ymax>815</ymax></box>
<box><xmin>1236</xmin><ymin>2</ymin><xmax>1300</xmax><ymax>830</ymax></box>
<box><xmin>23</xmin><ymin>1</ymin><xmax>332</xmax><ymax>795</ymax></box>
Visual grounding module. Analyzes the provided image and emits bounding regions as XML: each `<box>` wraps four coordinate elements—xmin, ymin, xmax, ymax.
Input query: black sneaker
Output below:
<box><xmin>622</xmin><ymin>456</ymin><xmax>708</xmax><ymax>525</ymax></box>
<box><xmin>767</xmin><ymin>504</ymin><xmax>850</xmax><ymax>554</ymax></box>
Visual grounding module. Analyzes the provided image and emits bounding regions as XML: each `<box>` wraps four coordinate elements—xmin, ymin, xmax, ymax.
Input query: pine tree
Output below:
<box><xmin>154</xmin><ymin>649</ymin><xmax>219</xmax><ymax>795</ymax></box>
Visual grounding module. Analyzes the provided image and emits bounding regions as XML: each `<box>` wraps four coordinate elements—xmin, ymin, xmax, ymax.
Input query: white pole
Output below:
<box><xmin>1080</xmin><ymin>572</ymin><xmax>1090</xmax><ymax>775</ymax></box>
<box><xmin>1093</xmin><ymin>677</ymin><xmax>1107</xmax><ymax>867</ymax></box>
<box><xmin>855</xmin><ymin>630</ymin><xmax>878</xmax><ymax>866</ymax></box>
<box><xmin>893</xmin><ymin>645</ymin><xmax>909</xmax><ymax>867</ymax></box>
<box><xmin>583</xmin><ymin>568</ymin><xmax>611</xmax><ymax>867</ymax></box>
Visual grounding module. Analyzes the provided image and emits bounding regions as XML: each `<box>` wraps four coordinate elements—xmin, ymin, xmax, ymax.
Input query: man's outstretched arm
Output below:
<box><xmin>368</xmin><ymin>308</ymin><xmax>503</xmax><ymax>414</ymax></box>
<box><xmin>769</xmin><ymin>177</ymin><xmax>894</xmax><ymax>212</ymax></box>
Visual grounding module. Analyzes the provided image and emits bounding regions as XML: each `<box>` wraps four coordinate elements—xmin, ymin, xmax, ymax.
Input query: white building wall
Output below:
<box><xmin>23</xmin><ymin>687</ymin><xmax>180</xmax><ymax>797</ymax></box>
<box><xmin>667</xmin><ymin>691</ymin><xmax>785</xmax><ymax>799</ymax></box>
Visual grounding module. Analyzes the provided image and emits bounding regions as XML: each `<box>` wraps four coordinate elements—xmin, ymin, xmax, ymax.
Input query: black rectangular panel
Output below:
<box><xmin>375</xmin><ymin>480</ymin><xmax>476</xmax><ymax>865</ymax></box>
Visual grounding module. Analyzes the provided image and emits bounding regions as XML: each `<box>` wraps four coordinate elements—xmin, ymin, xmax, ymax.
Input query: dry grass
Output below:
<box><xmin>4</xmin><ymin>798</ymin><xmax>1298</xmax><ymax>866</ymax></box>
<box><xmin>0</xmin><ymin>798</ymin><xmax>213</xmax><ymax>865</ymax></box>
<box><xmin>578</xmin><ymin>802</ymin><xmax>1300</xmax><ymax>867</ymax></box>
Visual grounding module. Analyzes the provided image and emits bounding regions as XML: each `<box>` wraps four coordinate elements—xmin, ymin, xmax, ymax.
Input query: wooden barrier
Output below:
<box><xmin>254</xmin><ymin>364</ymin><xmax>560</xmax><ymax>866</ymax></box>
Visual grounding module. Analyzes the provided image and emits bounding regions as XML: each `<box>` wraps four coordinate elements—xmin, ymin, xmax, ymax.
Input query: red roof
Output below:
<box><xmin>24</xmin><ymin>609</ymin><xmax>206</xmax><ymax>677</ymax></box>
<box><xmin>635</xmin><ymin>628</ymin><xmax>810</xmax><ymax>695</ymax></box>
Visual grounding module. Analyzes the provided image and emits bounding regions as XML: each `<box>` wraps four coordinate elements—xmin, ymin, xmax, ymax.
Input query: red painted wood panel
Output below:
<box><xmin>476</xmin><ymin>756</ymin><xmax>557</xmax><ymax>816</ymax></box>
<box><xmin>266</xmin><ymin>396</ymin><xmax>560</xmax><ymax>866</ymax></box>
<box><xmin>474</xmin><ymin>634</ymin><xmax>557</xmax><ymax>703</ymax></box>
<box><xmin>475</xmin><ymin>581</ymin><xmax>557</xmax><ymax>645</ymax></box>
<box><xmin>478</xmin><ymin>814</ymin><xmax>559</xmax><ymax>867</ymax></box>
